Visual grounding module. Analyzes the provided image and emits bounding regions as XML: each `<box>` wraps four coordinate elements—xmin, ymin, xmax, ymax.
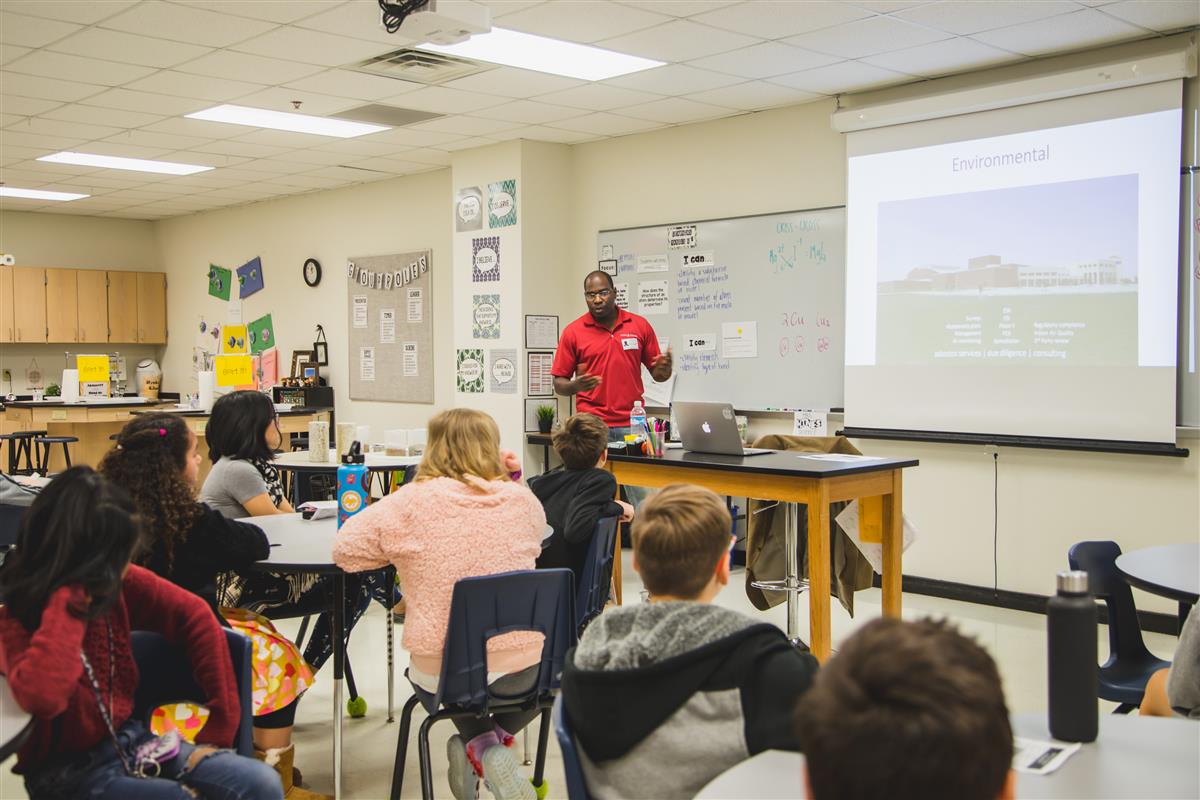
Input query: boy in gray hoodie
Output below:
<box><xmin>561</xmin><ymin>483</ymin><xmax>819</xmax><ymax>799</ymax></box>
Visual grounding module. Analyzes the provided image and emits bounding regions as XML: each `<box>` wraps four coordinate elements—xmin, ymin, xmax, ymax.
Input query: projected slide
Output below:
<box><xmin>875</xmin><ymin>174</ymin><xmax>1139</xmax><ymax>366</ymax></box>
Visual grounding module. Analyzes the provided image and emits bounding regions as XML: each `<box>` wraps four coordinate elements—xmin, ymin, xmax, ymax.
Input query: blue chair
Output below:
<box><xmin>1068</xmin><ymin>541</ymin><xmax>1171</xmax><ymax>713</ymax></box>
<box><xmin>552</xmin><ymin>695</ymin><xmax>591</xmax><ymax>800</ymax></box>
<box><xmin>576</xmin><ymin>517</ymin><xmax>618</xmax><ymax>633</ymax></box>
<box><xmin>130</xmin><ymin>629</ymin><xmax>255</xmax><ymax>757</ymax></box>
<box><xmin>390</xmin><ymin>569</ymin><xmax>577</xmax><ymax>800</ymax></box>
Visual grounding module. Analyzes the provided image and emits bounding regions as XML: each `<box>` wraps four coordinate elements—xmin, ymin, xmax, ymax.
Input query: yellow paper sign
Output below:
<box><xmin>223</xmin><ymin>324</ymin><xmax>248</xmax><ymax>355</ymax></box>
<box><xmin>77</xmin><ymin>355</ymin><xmax>111</xmax><ymax>383</ymax></box>
<box><xmin>215</xmin><ymin>355</ymin><xmax>253</xmax><ymax>387</ymax></box>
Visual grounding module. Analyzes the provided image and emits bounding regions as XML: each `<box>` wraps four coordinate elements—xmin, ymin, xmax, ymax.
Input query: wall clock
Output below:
<box><xmin>303</xmin><ymin>258</ymin><xmax>322</xmax><ymax>287</ymax></box>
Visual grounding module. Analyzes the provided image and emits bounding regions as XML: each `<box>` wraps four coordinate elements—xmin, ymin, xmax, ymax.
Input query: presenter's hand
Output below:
<box><xmin>650</xmin><ymin>348</ymin><xmax>673</xmax><ymax>381</ymax></box>
<box><xmin>574</xmin><ymin>369</ymin><xmax>602</xmax><ymax>392</ymax></box>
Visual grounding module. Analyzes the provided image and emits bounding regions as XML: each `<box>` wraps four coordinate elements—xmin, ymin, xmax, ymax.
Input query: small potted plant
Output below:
<box><xmin>535</xmin><ymin>404</ymin><xmax>556</xmax><ymax>434</ymax></box>
<box><xmin>45</xmin><ymin>383</ymin><xmax>61</xmax><ymax>398</ymax></box>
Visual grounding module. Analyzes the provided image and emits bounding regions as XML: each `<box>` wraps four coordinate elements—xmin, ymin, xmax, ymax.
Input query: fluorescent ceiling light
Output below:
<box><xmin>186</xmin><ymin>104</ymin><xmax>390</xmax><ymax>138</ymax></box>
<box><xmin>421</xmin><ymin>28</ymin><xmax>664</xmax><ymax>81</ymax></box>
<box><xmin>38</xmin><ymin>151</ymin><xmax>212</xmax><ymax>175</ymax></box>
<box><xmin>0</xmin><ymin>186</ymin><xmax>89</xmax><ymax>201</ymax></box>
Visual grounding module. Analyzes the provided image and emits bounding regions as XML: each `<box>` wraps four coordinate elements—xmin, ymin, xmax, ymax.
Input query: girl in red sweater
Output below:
<box><xmin>0</xmin><ymin>467</ymin><xmax>282</xmax><ymax>800</ymax></box>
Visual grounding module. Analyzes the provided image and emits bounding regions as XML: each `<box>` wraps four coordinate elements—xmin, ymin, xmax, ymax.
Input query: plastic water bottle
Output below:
<box><xmin>1047</xmin><ymin>570</ymin><xmax>1098</xmax><ymax>742</ymax></box>
<box><xmin>337</xmin><ymin>441</ymin><xmax>368</xmax><ymax>528</ymax></box>
<box><xmin>630</xmin><ymin>401</ymin><xmax>647</xmax><ymax>435</ymax></box>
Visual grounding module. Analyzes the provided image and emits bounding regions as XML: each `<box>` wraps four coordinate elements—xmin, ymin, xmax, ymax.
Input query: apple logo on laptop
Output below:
<box><xmin>701</xmin><ymin>421</ymin><xmax>712</xmax><ymax>434</ymax></box>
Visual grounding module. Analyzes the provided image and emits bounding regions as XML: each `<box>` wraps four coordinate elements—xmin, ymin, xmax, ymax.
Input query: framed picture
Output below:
<box><xmin>312</xmin><ymin>341</ymin><xmax>329</xmax><ymax>366</ymax></box>
<box><xmin>524</xmin><ymin>314</ymin><xmax>559</xmax><ymax>349</ymax></box>
<box><xmin>290</xmin><ymin>349</ymin><xmax>314</xmax><ymax>378</ymax></box>
<box><xmin>526</xmin><ymin>351</ymin><xmax>555</xmax><ymax>397</ymax></box>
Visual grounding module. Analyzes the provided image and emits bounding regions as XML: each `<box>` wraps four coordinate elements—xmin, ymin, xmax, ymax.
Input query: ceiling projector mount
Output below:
<box><xmin>378</xmin><ymin>0</ymin><xmax>491</xmax><ymax>45</ymax></box>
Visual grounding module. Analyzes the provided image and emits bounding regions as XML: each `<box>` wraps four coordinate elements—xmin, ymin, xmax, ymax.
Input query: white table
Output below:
<box><xmin>272</xmin><ymin>450</ymin><xmax>422</xmax><ymax>504</ymax></box>
<box><xmin>0</xmin><ymin>675</ymin><xmax>33</xmax><ymax>762</ymax></box>
<box><xmin>1116</xmin><ymin>543</ymin><xmax>1199</xmax><ymax>631</ymax></box>
<box><xmin>696</xmin><ymin>714</ymin><xmax>1200</xmax><ymax>799</ymax></box>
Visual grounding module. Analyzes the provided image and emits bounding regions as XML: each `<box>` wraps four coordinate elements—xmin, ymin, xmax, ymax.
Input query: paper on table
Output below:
<box><xmin>721</xmin><ymin>321</ymin><xmax>758</xmax><ymax>359</ymax></box>
<box><xmin>298</xmin><ymin>500</ymin><xmax>338</xmax><ymax>520</ymax></box>
<box><xmin>1013</xmin><ymin>738</ymin><xmax>1081</xmax><ymax>775</ymax></box>
<box><xmin>798</xmin><ymin>453</ymin><xmax>885</xmax><ymax>461</ymax></box>
<box><xmin>834</xmin><ymin>498</ymin><xmax>918</xmax><ymax>575</ymax></box>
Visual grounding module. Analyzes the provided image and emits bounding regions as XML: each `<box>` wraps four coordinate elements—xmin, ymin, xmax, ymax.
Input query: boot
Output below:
<box><xmin>257</xmin><ymin>745</ymin><xmax>333</xmax><ymax>800</ymax></box>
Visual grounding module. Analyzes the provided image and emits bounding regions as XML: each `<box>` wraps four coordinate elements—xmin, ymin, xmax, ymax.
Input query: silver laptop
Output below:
<box><xmin>674</xmin><ymin>401</ymin><xmax>773</xmax><ymax>457</ymax></box>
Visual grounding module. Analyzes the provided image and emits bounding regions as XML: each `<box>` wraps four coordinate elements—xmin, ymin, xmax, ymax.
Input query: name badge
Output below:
<box><xmin>621</xmin><ymin>336</ymin><xmax>639</xmax><ymax>351</ymax></box>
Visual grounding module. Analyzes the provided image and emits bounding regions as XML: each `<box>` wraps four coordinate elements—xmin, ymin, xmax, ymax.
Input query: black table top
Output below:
<box><xmin>130</xmin><ymin>406</ymin><xmax>332</xmax><ymax>417</ymax></box>
<box><xmin>607</xmin><ymin>448</ymin><xmax>918</xmax><ymax>478</ymax></box>
<box><xmin>1116</xmin><ymin>544</ymin><xmax>1199</xmax><ymax>604</ymax></box>
<box><xmin>5</xmin><ymin>398</ymin><xmax>162</xmax><ymax>409</ymax></box>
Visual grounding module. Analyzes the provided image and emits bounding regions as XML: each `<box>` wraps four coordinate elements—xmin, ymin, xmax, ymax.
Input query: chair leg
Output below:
<box><xmin>522</xmin><ymin>728</ymin><xmax>532</xmax><ymax>765</ymax></box>
<box><xmin>418</xmin><ymin>714</ymin><xmax>438</xmax><ymax>800</ymax></box>
<box><xmin>532</xmin><ymin>707</ymin><xmax>551</xmax><ymax>787</ymax></box>
<box><xmin>1113</xmin><ymin>702</ymin><xmax>1138</xmax><ymax>714</ymax></box>
<box><xmin>61</xmin><ymin>443</ymin><xmax>71</xmax><ymax>469</ymax></box>
<box><xmin>345</xmin><ymin>654</ymin><xmax>359</xmax><ymax>701</ymax></box>
<box><xmin>391</xmin><ymin>695</ymin><xmax>421</xmax><ymax>800</ymax></box>
<box><xmin>387</xmin><ymin>567</ymin><xmax>395</xmax><ymax>723</ymax></box>
<box><xmin>295</xmin><ymin>615</ymin><xmax>311</xmax><ymax>650</ymax></box>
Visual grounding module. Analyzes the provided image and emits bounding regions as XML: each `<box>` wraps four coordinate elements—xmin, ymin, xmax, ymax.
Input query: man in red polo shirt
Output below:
<box><xmin>553</xmin><ymin>270</ymin><xmax>673</xmax><ymax>441</ymax></box>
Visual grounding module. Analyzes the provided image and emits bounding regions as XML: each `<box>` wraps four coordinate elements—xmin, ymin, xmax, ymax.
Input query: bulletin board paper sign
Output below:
<box><xmin>600</xmin><ymin>244</ymin><xmax>614</xmax><ymax>260</ymax></box>
<box><xmin>686</xmin><ymin>333</ymin><xmax>716</xmax><ymax>351</ymax></box>
<box><xmin>488</xmin><ymin>179</ymin><xmax>517</xmax><ymax>228</ymax></box>
<box><xmin>792</xmin><ymin>409</ymin><xmax>829</xmax><ymax>437</ymax></box>
<box><xmin>455</xmin><ymin>186</ymin><xmax>483</xmax><ymax>232</ymax></box>
<box><xmin>835</xmin><ymin>499</ymin><xmax>918</xmax><ymax>575</ymax></box>
<box><xmin>472</xmin><ymin>236</ymin><xmax>500</xmax><ymax>283</ymax></box>
<box><xmin>402</xmin><ymin>342</ymin><xmax>418</xmax><ymax>377</ymax></box>
<box><xmin>222</xmin><ymin>324</ymin><xmax>248</xmax><ymax>354</ymax></box>
<box><xmin>208</xmin><ymin>265</ymin><xmax>231</xmax><ymax>301</ymax></box>
<box><xmin>667</xmin><ymin>225</ymin><xmax>696</xmax><ymax>249</ymax></box>
<box><xmin>76</xmin><ymin>355</ymin><xmax>110</xmax><ymax>383</ymax></box>
<box><xmin>680</xmin><ymin>251</ymin><xmax>714</xmax><ymax>269</ymax></box>
<box><xmin>237</xmin><ymin>256</ymin><xmax>264</xmax><ymax>298</ymax></box>
<box><xmin>472</xmin><ymin>295</ymin><xmax>500</xmax><ymax>339</ymax></box>
<box><xmin>598</xmin><ymin>259</ymin><xmax>618</xmax><ymax>276</ymax></box>
<box><xmin>407</xmin><ymin>288</ymin><xmax>423</xmax><ymax>323</ymax></box>
<box><xmin>490</xmin><ymin>349</ymin><xmax>517</xmax><ymax>394</ymax></box>
<box><xmin>248</xmin><ymin>314</ymin><xmax>274</xmax><ymax>354</ymax></box>
<box><xmin>227</xmin><ymin>298</ymin><xmax>243</xmax><ymax>324</ymax></box>
<box><xmin>614</xmin><ymin>282</ymin><xmax>629</xmax><ymax>308</ymax></box>
<box><xmin>360</xmin><ymin>347</ymin><xmax>376</xmax><ymax>382</ymax></box>
<box><xmin>260</xmin><ymin>348</ymin><xmax>279</xmax><ymax>388</ymax></box>
<box><xmin>638</xmin><ymin>280</ymin><xmax>670</xmax><ymax>316</ymax></box>
<box><xmin>527</xmin><ymin>351</ymin><xmax>554</xmax><ymax>397</ymax></box>
<box><xmin>637</xmin><ymin>254</ymin><xmax>669</xmax><ymax>273</ymax></box>
<box><xmin>215</xmin><ymin>355</ymin><xmax>253</xmax><ymax>387</ymax></box>
<box><xmin>380</xmin><ymin>308</ymin><xmax>397</xmax><ymax>343</ymax></box>
<box><xmin>721</xmin><ymin>321</ymin><xmax>758</xmax><ymax>359</ymax></box>
<box><xmin>525</xmin><ymin>315</ymin><xmax>559</xmax><ymax>349</ymax></box>
<box><xmin>352</xmin><ymin>295</ymin><xmax>368</xmax><ymax>328</ymax></box>
<box><xmin>457</xmin><ymin>349</ymin><xmax>484</xmax><ymax>393</ymax></box>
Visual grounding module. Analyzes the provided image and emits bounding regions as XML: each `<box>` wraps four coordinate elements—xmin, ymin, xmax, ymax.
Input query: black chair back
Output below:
<box><xmin>576</xmin><ymin>517</ymin><xmax>618</xmax><ymax>633</ymax></box>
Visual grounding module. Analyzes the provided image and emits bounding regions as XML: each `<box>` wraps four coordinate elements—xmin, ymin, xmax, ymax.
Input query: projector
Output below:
<box><xmin>398</xmin><ymin>0</ymin><xmax>490</xmax><ymax>45</ymax></box>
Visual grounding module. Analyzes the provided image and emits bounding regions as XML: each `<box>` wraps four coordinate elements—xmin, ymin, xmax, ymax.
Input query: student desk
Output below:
<box><xmin>607</xmin><ymin>450</ymin><xmax>918</xmax><ymax>662</ymax></box>
<box><xmin>1116</xmin><ymin>543</ymin><xmax>1199</xmax><ymax>631</ymax></box>
<box><xmin>272</xmin><ymin>450</ymin><xmax>422</xmax><ymax>504</ymax></box>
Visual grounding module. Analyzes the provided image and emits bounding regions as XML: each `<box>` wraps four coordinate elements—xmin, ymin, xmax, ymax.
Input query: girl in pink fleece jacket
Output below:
<box><xmin>333</xmin><ymin>408</ymin><xmax>546</xmax><ymax>800</ymax></box>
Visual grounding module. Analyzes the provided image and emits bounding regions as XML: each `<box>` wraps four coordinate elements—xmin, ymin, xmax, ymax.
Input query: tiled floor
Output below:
<box><xmin>0</xmin><ymin>553</ymin><xmax>1180</xmax><ymax>799</ymax></box>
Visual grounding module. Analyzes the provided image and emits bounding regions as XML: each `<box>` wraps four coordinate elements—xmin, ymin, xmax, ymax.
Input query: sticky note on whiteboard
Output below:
<box><xmin>793</xmin><ymin>410</ymin><xmax>828</xmax><ymax>437</ymax></box>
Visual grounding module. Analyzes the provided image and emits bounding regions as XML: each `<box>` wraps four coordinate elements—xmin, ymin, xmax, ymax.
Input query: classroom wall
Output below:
<box><xmin>0</xmin><ymin>210</ymin><xmax>162</xmax><ymax>393</ymax></box>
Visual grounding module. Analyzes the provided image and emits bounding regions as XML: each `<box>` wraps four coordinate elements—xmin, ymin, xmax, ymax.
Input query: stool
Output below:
<box><xmin>34</xmin><ymin>436</ymin><xmax>78</xmax><ymax>474</ymax></box>
<box><xmin>0</xmin><ymin>431</ymin><xmax>47</xmax><ymax>476</ymax></box>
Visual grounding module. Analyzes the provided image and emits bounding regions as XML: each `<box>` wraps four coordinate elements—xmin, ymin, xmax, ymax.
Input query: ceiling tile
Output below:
<box><xmin>439</xmin><ymin>136</ymin><xmax>503</xmax><ymax>151</ymax></box>
<box><xmin>158</xmin><ymin>150</ymin><xmax>248</xmax><ymax>168</ymax></box>
<box><xmin>57</xmin><ymin>141</ymin><xmax>174</xmax><ymax>159</ymax></box>
<box><xmin>771</xmin><ymin>60</ymin><xmax>913</xmax><ymax>93</ymax></box>
<box><xmin>190</xmin><ymin>139</ymin><xmax>294</xmax><ymax>158</ymax></box>
<box><xmin>346</xmin><ymin>157</ymin><xmax>436</xmax><ymax>175</ymax></box>
<box><xmin>0</xmin><ymin>95</ymin><xmax>66</xmax><ymax>116</ymax></box>
<box><xmin>616</xmin><ymin>96</ymin><xmax>736</xmax><ymax>123</ymax></box>
<box><xmin>359</xmin><ymin>127</ymin><xmax>467</xmax><ymax>147</ymax></box>
<box><xmin>0</xmin><ymin>11</ymin><xmax>81</xmax><ymax>47</ymax></box>
<box><xmin>895</xmin><ymin>1</ymin><xmax>1083</xmax><ymax>35</ymax></box>
<box><xmin>41</xmin><ymin>104</ymin><xmax>166</xmax><ymax>129</ymax></box>
<box><xmin>0</xmin><ymin>44</ymin><xmax>32</xmax><ymax>65</ymax></box>
<box><xmin>479</xmin><ymin>1</ymin><xmax>549</xmax><ymax>16</ymax></box>
<box><xmin>531</xmin><ymin>82</ymin><xmax>660</xmax><ymax>110</ymax></box>
<box><xmin>692</xmin><ymin>1</ymin><xmax>874</xmax><ymax>38</ymax></box>
<box><xmin>292</xmin><ymin>2</ymin><xmax>421</xmax><ymax>46</ymax></box>
<box><xmin>685</xmin><ymin>80</ymin><xmax>824</xmax><ymax>109</ymax></box>
<box><xmin>394</xmin><ymin>147</ymin><xmax>453</xmax><ymax>165</ymax></box>
<box><xmin>303</xmin><ymin>164</ymin><xmax>392</xmax><ymax>181</ymax></box>
<box><xmin>100</xmin><ymin>2</ymin><xmax>278</xmax><ymax>47</ymax></box>
<box><xmin>0</xmin><ymin>130</ymin><xmax>87</xmax><ymax>150</ymax></box>
<box><xmin>309</xmin><ymin>138</ymin><xmax>407</xmax><ymax>156</ymax></box>
<box><xmin>4</xmin><ymin>51</ymin><xmax>157</xmax><ymax>86</ymax></box>
<box><xmin>862</xmin><ymin>36</ymin><xmax>1021</xmax><ymax>77</ymax></box>
<box><xmin>497</xmin><ymin>2</ymin><xmax>670</xmax><ymax>43</ymax></box>
<box><xmin>470</xmin><ymin>99</ymin><xmax>583</xmax><ymax>124</ymax></box>
<box><xmin>972</xmin><ymin>8</ymin><xmax>1149</xmax><ymax>56</ymax></box>
<box><xmin>604</xmin><ymin>63</ymin><xmax>743</xmax><ymax>94</ymax></box>
<box><xmin>1096</xmin><ymin>1</ymin><xmax>1200</xmax><ymax>31</ymax></box>
<box><xmin>376</xmin><ymin>85</ymin><xmax>508</xmax><ymax>114</ymax></box>
<box><xmin>596</xmin><ymin>19</ymin><xmax>759</xmax><ymax>61</ymax></box>
<box><xmin>48</xmin><ymin>28</ymin><xmax>213</xmax><ymax>68</ymax></box>
<box><xmin>284</xmin><ymin>69</ymin><xmax>422</xmax><ymax>101</ymax></box>
<box><xmin>614</xmin><ymin>2</ymin><xmax>739</xmax><ymax>17</ymax></box>
<box><xmin>441</xmin><ymin>67</ymin><xmax>585</xmax><ymax>98</ymax></box>
<box><xmin>229</xmin><ymin>87</ymin><xmax>361</xmax><ymax>116</ymax></box>
<box><xmin>3</xmin><ymin>117</ymin><xmax>124</xmax><ymax>141</ymax></box>
<box><xmin>233</xmin><ymin>157</ymin><xmax>315</xmax><ymax>174</ymax></box>
<box><xmin>0</xmin><ymin>72</ymin><xmax>107</xmax><ymax>103</ymax></box>
<box><xmin>784</xmin><ymin>16</ymin><xmax>951</xmax><ymax>58</ymax></box>
<box><xmin>688</xmin><ymin>41</ymin><xmax>841</xmax><ymax>79</ymax></box>
<box><xmin>231</xmin><ymin>27</ymin><xmax>392</xmax><ymax>67</ymax></box>
<box><xmin>102</xmin><ymin>130</ymin><xmax>216</xmax><ymax>151</ymax></box>
<box><xmin>267</xmin><ymin>171</ymin><xmax>357</xmax><ymax>188</ymax></box>
<box><xmin>549</xmin><ymin>112</ymin><xmax>666</xmax><ymax>136</ymax></box>
<box><xmin>231</xmin><ymin>129</ymin><xmax>340</xmax><ymax>148</ymax></box>
<box><xmin>0</xmin><ymin>145</ymin><xmax>52</xmax><ymax>164</ymax></box>
<box><xmin>141</xmin><ymin>117</ymin><xmax>250</xmax><ymax>139</ymax></box>
<box><xmin>170</xmin><ymin>1</ymin><xmax>337</xmax><ymax>24</ymax></box>
<box><xmin>174</xmin><ymin>50</ymin><xmax>324</xmax><ymax>84</ymax></box>
<box><xmin>2</xmin><ymin>1</ymin><xmax>138</xmax><ymax>24</ymax></box>
<box><xmin>500</xmin><ymin>124</ymin><xmax>597</xmax><ymax>143</ymax></box>
<box><xmin>849</xmin><ymin>1</ymin><xmax>925</xmax><ymax>11</ymax></box>
<box><xmin>408</xmin><ymin>115</ymin><xmax>524</xmax><ymax>136</ymax></box>
<box><xmin>122</xmin><ymin>71</ymin><xmax>268</xmax><ymax>102</ymax></box>
<box><xmin>80</xmin><ymin>88</ymin><xmax>212</xmax><ymax>116</ymax></box>
<box><xmin>277</xmin><ymin>148</ymin><xmax>359</xmax><ymax>165</ymax></box>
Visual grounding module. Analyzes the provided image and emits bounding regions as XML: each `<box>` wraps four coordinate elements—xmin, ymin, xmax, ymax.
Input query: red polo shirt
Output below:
<box><xmin>552</xmin><ymin>308</ymin><xmax>662</xmax><ymax>427</ymax></box>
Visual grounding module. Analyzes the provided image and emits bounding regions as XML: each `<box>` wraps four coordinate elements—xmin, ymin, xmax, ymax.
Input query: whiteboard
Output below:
<box><xmin>598</xmin><ymin>207</ymin><xmax>845</xmax><ymax>411</ymax></box>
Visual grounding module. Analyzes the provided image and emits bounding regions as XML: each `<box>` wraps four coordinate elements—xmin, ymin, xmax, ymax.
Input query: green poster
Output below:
<box><xmin>208</xmin><ymin>264</ymin><xmax>232</xmax><ymax>301</ymax></box>
<box><xmin>248</xmin><ymin>313</ymin><xmax>275</xmax><ymax>354</ymax></box>
<box><xmin>457</xmin><ymin>348</ymin><xmax>484</xmax><ymax>393</ymax></box>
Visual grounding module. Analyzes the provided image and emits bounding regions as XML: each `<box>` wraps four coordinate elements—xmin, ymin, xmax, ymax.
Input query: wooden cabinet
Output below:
<box><xmin>77</xmin><ymin>270</ymin><xmax>109</xmax><ymax>344</ymax></box>
<box><xmin>136</xmin><ymin>272</ymin><xmax>166</xmax><ymax>343</ymax></box>
<box><xmin>12</xmin><ymin>267</ymin><xmax>46</xmax><ymax>343</ymax></box>
<box><xmin>0</xmin><ymin>268</ymin><xmax>13</xmax><ymax>343</ymax></box>
<box><xmin>45</xmin><ymin>269</ymin><xmax>79</xmax><ymax>343</ymax></box>
<box><xmin>107</xmin><ymin>271</ymin><xmax>139</xmax><ymax>343</ymax></box>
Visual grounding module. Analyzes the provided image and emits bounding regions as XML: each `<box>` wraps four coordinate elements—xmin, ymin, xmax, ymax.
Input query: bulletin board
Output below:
<box><xmin>346</xmin><ymin>250</ymin><xmax>434</xmax><ymax>403</ymax></box>
<box><xmin>597</xmin><ymin>207</ymin><xmax>846</xmax><ymax>412</ymax></box>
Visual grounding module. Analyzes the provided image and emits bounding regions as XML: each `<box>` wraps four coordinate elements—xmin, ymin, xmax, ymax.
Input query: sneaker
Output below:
<box><xmin>447</xmin><ymin>735</ymin><xmax>479</xmax><ymax>800</ymax></box>
<box><xmin>480</xmin><ymin>743</ymin><xmax>536</xmax><ymax>800</ymax></box>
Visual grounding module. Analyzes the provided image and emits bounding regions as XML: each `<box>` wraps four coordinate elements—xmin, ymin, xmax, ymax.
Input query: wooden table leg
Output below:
<box><xmin>807</xmin><ymin>481</ymin><xmax>831</xmax><ymax>662</ymax></box>
<box><xmin>881</xmin><ymin>469</ymin><xmax>903</xmax><ymax>619</ymax></box>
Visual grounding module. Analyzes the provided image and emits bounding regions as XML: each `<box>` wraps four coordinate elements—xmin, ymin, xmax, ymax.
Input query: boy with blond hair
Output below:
<box><xmin>561</xmin><ymin>484</ymin><xmax>819</xmax><ymax>799</ymax></box>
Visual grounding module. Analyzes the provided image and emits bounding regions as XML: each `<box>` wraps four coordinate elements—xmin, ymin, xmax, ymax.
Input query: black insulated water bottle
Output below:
<box><xmin>1047</xmin><ymin>569</ymin><xmax>1098</xmax><ymax>742</ymax></box>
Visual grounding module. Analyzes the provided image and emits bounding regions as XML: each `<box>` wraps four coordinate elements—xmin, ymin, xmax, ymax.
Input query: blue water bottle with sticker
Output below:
<box><xmin>337</xmin><ymin>441</ymin><xmax>368</xmax><ymax>527</ymax></box>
